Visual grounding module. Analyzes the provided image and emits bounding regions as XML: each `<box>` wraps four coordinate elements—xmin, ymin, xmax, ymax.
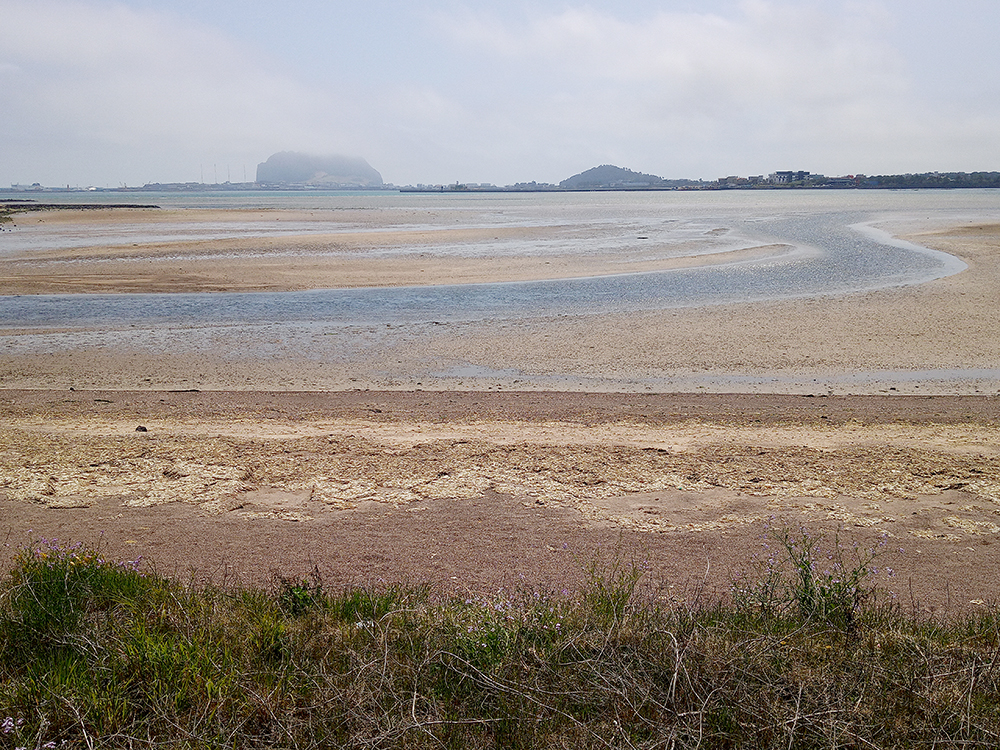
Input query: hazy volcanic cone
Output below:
<box><xmin>558</xmin><ymin>164</ymin><xmax>696</xmax><ymax>189</ymax></box>
<box><xmin>256</xmin><ymin>152</ymin><xmax>383</xmax><ymax>187</ymax></box>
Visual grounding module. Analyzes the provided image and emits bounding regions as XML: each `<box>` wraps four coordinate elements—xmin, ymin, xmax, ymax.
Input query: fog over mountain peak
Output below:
<box><xmin>256</xmin><ymin>152</ymin><xmax>383</xmax><ymax>187</ymax></box>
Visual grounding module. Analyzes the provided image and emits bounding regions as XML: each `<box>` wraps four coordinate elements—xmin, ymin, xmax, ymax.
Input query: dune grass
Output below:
<box><xmin>1</xmin><ymin>531</ymin><xmax>998</xmax><ymax>749</ymax></box>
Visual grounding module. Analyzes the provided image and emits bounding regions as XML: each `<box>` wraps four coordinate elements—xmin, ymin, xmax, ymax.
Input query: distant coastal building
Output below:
<box><xmin>717</xmin><ymin>176</ymin><xmax>749</xmax><ymax>187</ymax></box>
<box><xmin>770</xmin><ymin>171</ymin><xmax>810</xmax><ymax>184</ymax></box>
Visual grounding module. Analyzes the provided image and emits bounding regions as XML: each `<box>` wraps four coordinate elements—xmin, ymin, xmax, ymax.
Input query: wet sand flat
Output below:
<box><xmin>0</xmin><ymin>210</ymin><xmax>1000</xmax><ymax>394</ymax></box>
<box><xmin>0</xmin><ymin>207</ymin><xmax>782</xmax><ymax>294</ymax></box>
<box><xmin>3</xmin><ymin>211</ymin><xmax>1000</xmax><ymax>394</ymax></box>
<box><xmin>388</xmin><ymin>221</ymin><xmax>1000</xmax><ymax>394</ymax></box>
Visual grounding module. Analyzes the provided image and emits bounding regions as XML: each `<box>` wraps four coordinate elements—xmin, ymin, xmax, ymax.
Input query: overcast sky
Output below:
<box><xmin>3</xmin><ymin>0</ymin><xmax>999</xmax><ymax>187</ymax></box>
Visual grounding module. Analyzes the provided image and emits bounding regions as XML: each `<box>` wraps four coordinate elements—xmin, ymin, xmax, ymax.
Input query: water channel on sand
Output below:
<box><xmin>1</xmin><ymin>188</ymin><xmax>998</xmax><ymax>393</ymax></box>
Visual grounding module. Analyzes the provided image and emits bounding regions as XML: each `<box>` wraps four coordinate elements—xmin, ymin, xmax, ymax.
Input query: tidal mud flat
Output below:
<box><xmin>1</xmin><ymin>190</ymin><xmax>1000</xmax><ymax>394</ymax></box>
<box><xmin>1</xmin><ymin>192</ymin><xmax>999</xmax><ymax>609</ymax></box>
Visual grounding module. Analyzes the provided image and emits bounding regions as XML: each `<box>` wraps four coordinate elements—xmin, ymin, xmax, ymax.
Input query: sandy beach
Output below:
<box><xmin>2</xmin><ymin>204</ymin><xmax>999</xmax><ymax>608</ymax></box>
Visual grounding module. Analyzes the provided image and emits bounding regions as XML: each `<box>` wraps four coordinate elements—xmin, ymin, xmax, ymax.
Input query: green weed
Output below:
<box><xmin>1</xmin><ymin>534</ymin><xmax>998</xmax><ymax>749</ymax></box>
<box><xmin>2</xmin><ymin>539</ymin><xmax>149</xmax><ymax>645</ymax></box>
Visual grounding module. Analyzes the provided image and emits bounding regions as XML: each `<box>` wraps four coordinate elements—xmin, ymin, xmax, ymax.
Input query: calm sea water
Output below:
<box><xmin>1</xmin><ymin>188</ymin><xmax>993</xmax><ymax>331</ymax></box>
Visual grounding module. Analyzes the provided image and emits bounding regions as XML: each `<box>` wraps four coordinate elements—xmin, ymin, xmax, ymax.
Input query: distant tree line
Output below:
<box><xmin>860</xmin><ymin>172</ymin><xmax>1000</xmax><ymax>189</ymax></box>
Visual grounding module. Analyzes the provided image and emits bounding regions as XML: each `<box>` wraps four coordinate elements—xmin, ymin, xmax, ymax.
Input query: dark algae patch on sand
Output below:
<box><xmin>2</xmin><ymin>535</ymin><xmax>999</xmax><ymax>749</ymax></box>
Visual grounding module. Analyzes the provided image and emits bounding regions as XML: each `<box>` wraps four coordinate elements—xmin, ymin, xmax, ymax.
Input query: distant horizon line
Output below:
<box><xmin>5</xmin><ymin>167</ymin><xmax>1000</xmax><ymax>195</ymax></box>
<box><xmin>0</xmin><ymin>164</ymin><xmax>1000</xmax><ymax>193</ymax></box>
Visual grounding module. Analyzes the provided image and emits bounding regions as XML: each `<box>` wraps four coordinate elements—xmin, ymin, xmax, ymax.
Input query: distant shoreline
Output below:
<box><xmin>0</xmin><ymin>200</ymin><xmax>158</xmax><ymax>209</ymax></box>
<box><xmin>5</xmin><ymin>169</ymin><xmax>1000</xmax><ymax>195</ymax></box>
<box><xmin>4</xmin><ymin>184</ymin><xmax>998</xmax><ymax>195</ymax></box>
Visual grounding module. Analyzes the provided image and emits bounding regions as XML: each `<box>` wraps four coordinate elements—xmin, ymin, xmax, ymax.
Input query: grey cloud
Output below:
<box><xmin>0</xmin><ymin>0</ymin><xmax>360</xmax><ymax>185</ymax></box>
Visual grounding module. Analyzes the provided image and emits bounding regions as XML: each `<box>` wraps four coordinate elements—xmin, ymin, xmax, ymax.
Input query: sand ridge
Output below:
<box><xmin>0</xmin><ymin>206</ymin><xmax>786</xmax><ymax>294</ymax></box>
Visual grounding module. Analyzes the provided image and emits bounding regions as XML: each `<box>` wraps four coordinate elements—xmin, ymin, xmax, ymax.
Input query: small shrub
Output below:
<box><xmin>276</xmin><ymin>567</ymin><xmax>325</xmax><ymax>617</ymax></box>
<box><xmin>732</xmin><ymin>525</ymin><xmax>887</xmax><ymax>629</ymax></box>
